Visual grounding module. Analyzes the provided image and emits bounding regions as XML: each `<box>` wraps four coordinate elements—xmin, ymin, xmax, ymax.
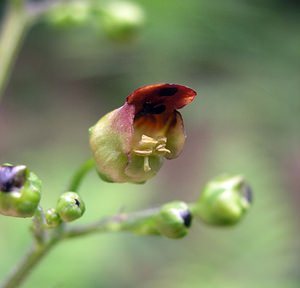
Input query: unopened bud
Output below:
<box><xmin>193</xmin><ymin>175</ymin><xmax>252</xmax><ymax>226</ymax></box>
<box><xmin>45</xmin><ymin>208</ymin><xmax>61</xmax><ymax>228</ymax></box>
<box><xmin>0</xmin><ymin>164</ymin><xmax>42</xmax><ymax>218</ymax></box>
<box><xmin>46</xmin><ymin>1</ymin><xmax>92</xmax><ymax>28</ymax></box>
<box><xmin>156</xmin><ymin>201</ymin><xmax>192</xmax><ymax>239</ymax></box>
<box><xmin>56</xmin><ymin>192</ymin><xmax>85</xmax><ymax>222</ymax></box>
<box><xmin>99</xmin><ymin>1</ymin><xmax>145</xmax><ymax>42</ymax></box>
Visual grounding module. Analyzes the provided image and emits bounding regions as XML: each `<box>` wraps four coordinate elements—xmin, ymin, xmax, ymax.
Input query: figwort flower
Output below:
<box><xmin>89</xmin><ymin>83</ymin><xmax>197</xmax><ymax>183</ymax></box>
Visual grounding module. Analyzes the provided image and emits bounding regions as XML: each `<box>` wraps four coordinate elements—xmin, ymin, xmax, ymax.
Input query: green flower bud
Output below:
<box><xmin>45</xmin><ymin>208</ymin><xmax>61</xmax><ymax>228</ymax></box>
<box><xmin>156</xmin><ymin>201</ymin><xmax>192</xmax><ymax>239</ymax></box>
<box><xmin>0</xmin><ymin>164</ymin><xmax>42</xmax><ymax>218</ymax></box>
<box><xmin>46</xmin><ymin>1</ymin><xmax>92</xmax><ymax>28</ymax></box>
<box><xmin>193</xmin><ymin>175</ymin><xmax>252</xmax><ymax>226</ymax></box>
<box><xmin>98</xmin><ymin>1</ymin><xmax>145</xmax><ymax>41</ymax></box>
<box><xmin>56</xmin><ymin>192</ymin><xmax>85</xmax><ymax>222</ymax></box>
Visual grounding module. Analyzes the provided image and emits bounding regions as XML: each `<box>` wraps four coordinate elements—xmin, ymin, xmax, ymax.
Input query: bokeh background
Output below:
<box><xmin>1</xmin><ymin>0</ymin><xmax>300</xmax><ymax>287</ymax></box>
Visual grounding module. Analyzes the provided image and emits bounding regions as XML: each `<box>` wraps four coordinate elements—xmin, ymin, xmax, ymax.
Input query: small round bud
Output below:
<box><xmin>156</xmin><ymin>201</ymin><xmax>192</xmax><ymax>239</ymax></box>
<box><xmin>45</xmin><ymin>208</ymin><xmax>61</xmax><ymax>228</ymax></box>
<box><xmin>193</xmin><ymin>175</ymin><xmax>252</xmax><ymax>226</ymax></box>
<box><xmin>0</xmin><ymin>164</ymin><xmax>42</xmax><ymax>218</ymax></box>
<box><xmin>56</xmin><ymin>192</ymin><xmax>85</xmax><ymax>222</ymax></box>
<box><xmin>46</xmin><ymin>1</ymin><xmax>92</xmax><ymax>28</ymax></box>
<box><xmin>99</xmin><ymin>1</ymin><xmax>145</xmax><ymax>41</ymax></box>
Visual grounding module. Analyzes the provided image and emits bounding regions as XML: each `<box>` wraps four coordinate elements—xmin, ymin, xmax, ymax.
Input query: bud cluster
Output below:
<box><xmin>46</xmin><ymin>1</ymin><xmax>145</xmax><ymax>42</ymax></box>
<box><xmin>134</xmin><ymin>175</ymin><xmax>252</xmax><ymax>239</ymax></box>
<box><xmin>45</xmin><ymin>192</ymin><xmax>86</xmax><ymax>227</ymax></box>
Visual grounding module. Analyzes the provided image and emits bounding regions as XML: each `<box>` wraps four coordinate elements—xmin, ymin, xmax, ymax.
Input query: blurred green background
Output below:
<box><xmin>1</xmin><ymin>0</ymin><xmax>300</xmax><ymax>287</ymax></box>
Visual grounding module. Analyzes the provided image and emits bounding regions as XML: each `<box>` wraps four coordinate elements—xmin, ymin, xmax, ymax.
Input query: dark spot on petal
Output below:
<box><xmin>74</xmin><ymin>198</ymin><xmax>80</xmax><ymax>207</ymax></box>
<box><xmin>179</xmin><ymin>210</ymin><xmax>192</xmax><ymax>228</ymax></box>
<box><xmin>151</xmin><ymin>104</ymin><xmax>166</xmax><ymax>114</ymax></box>
<box><xmin>0</xmin><ymin>165</ymin><xmax>26</xmax><ymax>193</ymax></box>
<box><xmin>141</xmin><ymin>102</ymin><xmax>166</xmax><ymax>115</ymax></box>
<box><xmin>158</xmin><ymin>87</ymin><xmax>178</xmax><ymax>97</ymax></box>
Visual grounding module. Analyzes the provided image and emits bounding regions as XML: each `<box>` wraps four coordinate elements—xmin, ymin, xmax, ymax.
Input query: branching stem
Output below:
<box><xmin>0</xmin><ymin>207</ymin><xmax>161</xmax><ymax>288</ymax></box>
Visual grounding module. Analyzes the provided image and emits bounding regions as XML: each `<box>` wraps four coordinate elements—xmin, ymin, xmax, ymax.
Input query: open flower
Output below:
<box><xmin>89</xmin><ymin>83</ymin><xmax>197</xmax><ymax>183</ymax></box>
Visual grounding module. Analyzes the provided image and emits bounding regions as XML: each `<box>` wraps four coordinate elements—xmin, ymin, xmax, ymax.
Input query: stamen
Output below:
<box><xmin>133</xmin><ymin>149</ymin><xmax>153</xmax><ymax>156</ymax></box>
<box><xmin>156</xmin><ymin>147</ymin><xmax>171</xmax><ymax>154</ymax></box>
<box><xmin>140</xmin><ymin>135</ymin><xmax>158</xmax><ymax>144</ymax></box>
<box><xmin>143</xmin><ymin>157</ymin><xmax>151</xmax><ymax>172</ymax></box>
<box><xmin>156</xmin><ymin>144</ymin><xmax>166</xmax><ymax>150</ymax></box>
<box><xmin>157</xmin><ymin>136</ymin><xmax>167</xmax><ymax>144</ymax></box>
<box><xmin>133</xmin><ymin>134</ymin><xmax>172</xmax><ymax>172</ymax></box>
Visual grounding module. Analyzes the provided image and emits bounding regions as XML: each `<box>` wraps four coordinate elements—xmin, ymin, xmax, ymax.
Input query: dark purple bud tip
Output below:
<box><xmin>240</xmin><ymin>184</ymin><xmax>253</xmax><ymax>204</ymax></box>
<box><xmin>0</xmin><ymin>165</ymin><xmax>27</xmax><ymax>193</ymax></box>
<box><xmin>179</xmin><ymin>209</ymin><xmax>193</xmax><ymax>228</ymax></box>
<box><xmin>74</xmin><ymin>198</ymin><xmax>80</xmax><ymax>207</ymax></box>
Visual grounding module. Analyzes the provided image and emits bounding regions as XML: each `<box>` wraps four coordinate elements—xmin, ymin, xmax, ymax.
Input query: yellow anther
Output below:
<box><xmin>156</xmin><ymin>144</ymin><xmax>166</xmax><ymax>150</ymax></box>
<box><xmin>156</xmin><ymin>147</ymin><xmax>171</xmax><ymax>154</ymax></box>
<box><xmin>140</xmin><ymin>135</ymin><xmax>158</xmax><ymax>145</ymax></box>
<box><xmin>133</xmin><ymin>149</ymin><xmax>153</xmax><ymax>156</ymax></box>
<box><xmin>157</xmin><ymin>136</ymin><xmax>167</xmax><ymax>144</ymax></box>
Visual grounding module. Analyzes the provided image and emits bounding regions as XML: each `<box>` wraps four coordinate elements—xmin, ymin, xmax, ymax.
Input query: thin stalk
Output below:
<box><xmin>64</xmin><ymin>208</ymin><xmax>160</xmax><ymax>238</ymax></box>
<box><xmin>0</xmin><ymin>1</ymin><xmax>29</xmax><ymax>100</ymax></box>
<box><xmin>67</xmin><ymin>158</ymin><xmax>96</xmax><ymax>192</ymax></box>
<box><xmin>1</xmin><ymin>207</ymin><xmax>161</xmax><ymax>288</ymax></box>
<box><xmin>0</xmin><ymin>0</ymin><xmax>62</xmax><ymax>101</ymax></box>
<box><xmin>0</xmin><ymin>239</ymin><xmax>59</xmax><ymax>288</ymax></box>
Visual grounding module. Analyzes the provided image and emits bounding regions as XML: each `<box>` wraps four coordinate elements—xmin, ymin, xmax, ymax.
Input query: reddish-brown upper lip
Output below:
<box><xmin>126</xmin><ymin>83</ymin><xmax>197</xmax><ymax>116</ymax></box>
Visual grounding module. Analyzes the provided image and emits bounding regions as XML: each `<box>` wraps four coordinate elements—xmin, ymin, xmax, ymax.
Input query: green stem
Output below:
<box><xmin>64</xmin><ymin>208</ymin><xmax>160</xmax><ymax>238</ymax></box>
<box><xmin>0</xmin><ymin>1</ymin><xmax>29</xmax><ymax>100</ymax></box>
<box><xmin>31</xmin><ymin>206</ymin><xmax>47</xmax><ymax>244</ymax></box>
<box><xmin>1</xmin><ymin>208</ymin><xmax>160</xmax><ymax>288</ymax></box>
<box><xmin>0</xmin><ymin>239</ymin><xmax>58</xmax><ymax>288</ymax></box>
<box><xmin>67</xmin><ymin>158</ymin><xmax>96</xmax><ymax>192</ymax></box>
<box><xmin>0</xmin><ymin>0</ymin><xmax>62</xmax><ymax>101</ymax></box>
